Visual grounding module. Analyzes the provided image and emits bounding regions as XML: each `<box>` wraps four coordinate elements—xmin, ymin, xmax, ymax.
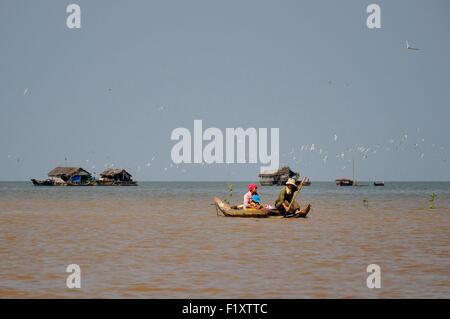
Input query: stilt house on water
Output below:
<box><xmin>31</xmin><ymin>167</ymin><xmax>95</xmax><ymax>186</ymax></box>
<box><xmin>258</xmin><ymin>166</ymin><xmax>300</xmax><ymax>186</ymax></box>
<box><xmin>99</xmin><ymin>168</ymin><xmax>137</xmax><ymax>186</ymax></box>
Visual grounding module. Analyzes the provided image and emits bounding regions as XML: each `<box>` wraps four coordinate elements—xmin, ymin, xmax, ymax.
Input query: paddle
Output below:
<box><xmin>286</xmin><ymin>177</ymin><xmax>307</xmax><ymax>213</ymax></box>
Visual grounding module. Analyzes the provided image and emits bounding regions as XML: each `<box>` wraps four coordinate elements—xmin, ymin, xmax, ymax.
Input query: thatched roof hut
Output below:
<box><xmin>47</xmin><ymin>167</ymin><xmax>92</xmax><ymax>184</ymax></box>
<box><xmin>48</xmin><ymin>167</ymin><xmax>91</xmax><ymax>178</ymax></box>
<box><xmin>100</xmin><ymin>168</ymin><xmax>133</xmax><ymax>181</ymax></box>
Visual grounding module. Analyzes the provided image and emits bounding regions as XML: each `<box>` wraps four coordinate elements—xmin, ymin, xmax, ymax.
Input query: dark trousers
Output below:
<box><xmin>277</xmin><ymin>200</ymin><xmax>300</xmax><ymax>216</ymax></box>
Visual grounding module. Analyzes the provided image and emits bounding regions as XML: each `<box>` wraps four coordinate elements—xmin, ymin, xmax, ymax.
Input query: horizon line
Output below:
<box><xmin>1</xmin><ymin>180</ymin><xmax>450</xmax><ymax>183</ymax></box>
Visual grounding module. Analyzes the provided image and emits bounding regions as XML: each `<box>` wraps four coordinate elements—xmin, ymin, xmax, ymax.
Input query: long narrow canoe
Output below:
<box><xmin>213</xmin><ymin>197</ymin><xmax>311</xmax><ymax>218</ymax></box>
<box><xmin>213</xmin><ymin>197</ymin><xmax>271</xmax><ymax>217</ymax></box>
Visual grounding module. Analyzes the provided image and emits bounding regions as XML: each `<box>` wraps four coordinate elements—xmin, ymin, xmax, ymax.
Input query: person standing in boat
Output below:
<box><xmin>275</xmin><ymin>178</ymin><xmax>302</xmax><ymax>216</ymax></box>
<box><xmin>243</xmin><ymin>183</ymin><xmax>259</xmax><ymax>208</ymax></box>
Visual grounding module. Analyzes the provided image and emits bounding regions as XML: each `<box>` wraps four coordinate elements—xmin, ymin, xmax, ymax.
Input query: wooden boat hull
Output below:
<box><xmin>31</xmin><ymin>179</ymin><xmax>54</xmax><ymax>186</ymax></box>
<box><xmin>97</xmin><ymin>181</ymin><xmax>138</xmax><ymax>186</ymax></box>
<box><xmin>213</xmin><ymin>197</ymin><xmax>311</xmax><ymax>218</ymax></box>
<box><xmin>336</xmin><ymin>180</ymin><xmax>353</xmax><ymax>186</ymax></box>
<box><xmin>213</xmin><ymin>197</ymin><xmax>270</xmax><ymax>217</ymax></box>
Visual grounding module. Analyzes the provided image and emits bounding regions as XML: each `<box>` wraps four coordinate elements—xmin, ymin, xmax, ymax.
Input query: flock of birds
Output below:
<box><xmin>280</xmin><ymin>128</ymin><xmax>450</xmax><ymax>174</ymax></box>
<box><xmin>6</xmin><ymin>127</ymin><xmax>449</xmax><ymax>178</ymax></box>
<box><xmin>11</xmin><ymin>39</ymin><xmax>447</xmax><ymax>178</ymax></box>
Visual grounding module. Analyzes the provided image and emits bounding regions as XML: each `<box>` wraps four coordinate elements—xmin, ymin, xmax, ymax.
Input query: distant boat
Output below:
<box><xmin>31</xmin><ymin>178</ymin><xmax>54</xmax><ymax>186</ymax></box>
<box><xmin>336</xmin><ymin>156</ymin><xmax>356</xmax><ymax>187</ymax></box>
<box><xmin>374</xmin><ymin>181</ymin><xmax>385</xmax><ymax>186</ymax></box>
<box><xmin>302</xmin><ymin>177</ymin><xmax>311</xmax><ymax>186</ymax></box>
<box><xmin>335</xmin><ymin>178</ymin><xmax>353</xmax><ymax>186</ymax></box>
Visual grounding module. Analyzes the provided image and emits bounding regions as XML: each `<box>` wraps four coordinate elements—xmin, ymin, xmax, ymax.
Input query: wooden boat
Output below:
<box><xmin>65</xmin><ymin>180</ymin><xmax>98</xmax><ymax>186</ymax></box>
<box><xmin>96</xmin><ymin>180</ymin><xmax>138</xmax><ymax>186</ymax></box>
<box><xmin>213</xmin><ymin>197</ymin><xmax>311</xmax><ymax>218</ymax></box>
<box><xmin>31</xmin><ymin>179</ymin><xmax>54</xmax><ymax>186</ymax></box>
<box><xmin>335</xmin><ymin>178</ymin><xmax>353</xmax><ymax>186</ymax></box>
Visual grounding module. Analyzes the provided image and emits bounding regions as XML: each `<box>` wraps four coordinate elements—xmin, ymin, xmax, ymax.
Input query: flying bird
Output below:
<box><xmin>406</xmin><ymin>40</ymin><xmax>419</xmax><ymax>51</ymax></box>
<box><xmin>23</xmin><ymin>88</ymin><xmax>29</xmax><ymax>96</ymax></box>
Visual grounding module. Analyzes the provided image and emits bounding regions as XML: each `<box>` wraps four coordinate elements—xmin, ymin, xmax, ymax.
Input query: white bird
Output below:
<box><xmin>334</xmin><ymin>134</ymin><xmax>338</xmax><ymax>141</ymax></box>
<box><xmin>406</xmin><ymin>40</ymin><xmax>419</xmax><ymax>51</ymax></box>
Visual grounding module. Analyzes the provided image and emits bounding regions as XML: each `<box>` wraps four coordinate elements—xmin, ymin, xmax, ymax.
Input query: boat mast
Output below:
<box><xmin>352</xmin><ymin>154</ymin><xmax>355</xmax><ymax>185</ymax></box>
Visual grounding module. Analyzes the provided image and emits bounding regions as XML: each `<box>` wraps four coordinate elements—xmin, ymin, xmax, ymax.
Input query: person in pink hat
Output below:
<box><xmin>243</xmin><ymin>183</ymin><xmax>259</xmax><ymax>208</ymax></box>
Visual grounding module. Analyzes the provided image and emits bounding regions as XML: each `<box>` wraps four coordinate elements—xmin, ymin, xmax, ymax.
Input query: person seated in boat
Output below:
<box><xmin>243</xmin><ymin>183</ymin><xmax>259</xmax><ymax>208</ymax></box>
<box><xmin>248</xmin><ymin>194</ymin><xmax>263</xmax><ymax>209</ymax></box>
<box><xmin>275</xmin><ymin>178</ymin><xmax>301</xmax><ymax>216</ymax></box>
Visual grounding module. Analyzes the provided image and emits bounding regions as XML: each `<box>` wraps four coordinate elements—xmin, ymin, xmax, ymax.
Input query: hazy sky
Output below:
<box><xmin>1</xmin><ymin>0</ymin><xmax>449</xmax><ymax>181</ymax></box>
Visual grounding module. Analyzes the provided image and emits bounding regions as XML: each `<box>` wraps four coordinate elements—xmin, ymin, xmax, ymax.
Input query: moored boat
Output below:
<box><xmin>374</xmin><ymin>181</ymin><xmax>385</xmax><ymax>186</ymax></box>
<box><xmin>31</xmin><ymin>179</ymin><xmax>54</xmax><ymax>186</ymax></box>
<box><xmin>336</xmin><ymin>178</ymin><xmax>353</xmax><ymax>186</ymax></box>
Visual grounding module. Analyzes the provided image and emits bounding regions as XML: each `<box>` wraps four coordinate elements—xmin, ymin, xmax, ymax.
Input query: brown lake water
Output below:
<box><xmin>0</xmin><ymin>182</ymin><xmax>449</xmax><ymax>298</ymax></box>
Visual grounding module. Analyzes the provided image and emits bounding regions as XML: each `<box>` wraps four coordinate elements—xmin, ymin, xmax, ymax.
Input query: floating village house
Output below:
<box><xmin>258</xmin><ymin>166</ymin><xmax>299</xmax><ymax>186</ymax></box>
<box><xmin>48</xmin><ymin>167</ymin><xmax>93</xmax><ymax>185</ymax></box>
<box><xmin>99</xmin><ymin>168</ymin><xmax>136</xmax><ymax>185</ymax></box>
